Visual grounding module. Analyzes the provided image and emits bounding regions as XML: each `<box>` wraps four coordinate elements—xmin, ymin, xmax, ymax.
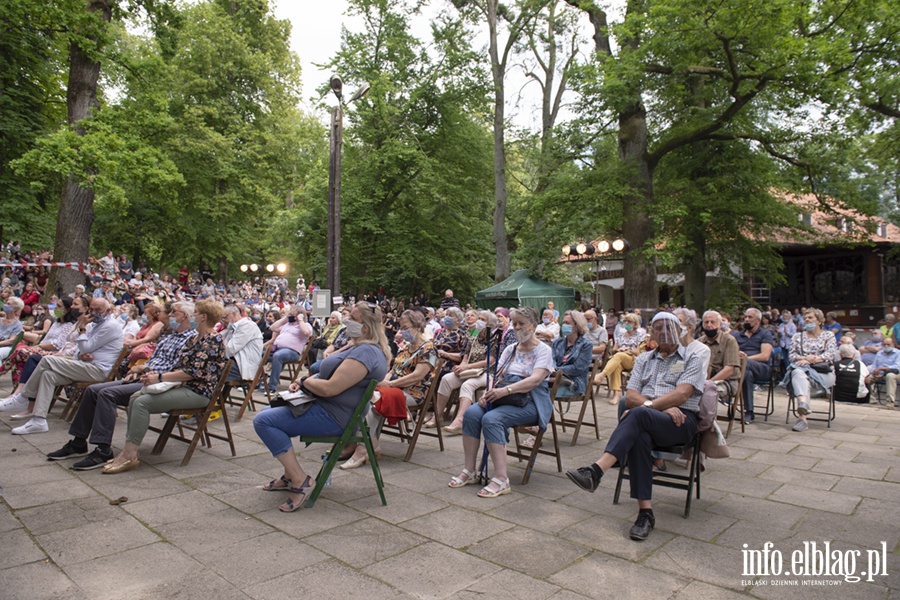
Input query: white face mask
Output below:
<box><xmin>344</xmin><ymin>319</ymin><xmax>364</xmax><ymax>338</ymax></box>
<box><xmin>515</xmin><ymin>327</ymin><xmax>533</xmax><ymax>343</ymax></box>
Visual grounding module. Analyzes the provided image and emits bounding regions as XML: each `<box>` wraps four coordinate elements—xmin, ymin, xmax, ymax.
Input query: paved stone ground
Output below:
<box><xmin>1</xmin><ymin>378</ymin><xmax>898</xmax><ymax>599</ymax></box>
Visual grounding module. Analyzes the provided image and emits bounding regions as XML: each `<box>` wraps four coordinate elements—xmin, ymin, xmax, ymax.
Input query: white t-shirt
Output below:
<box><xmin>496</xmin><ymin>341</ymin><xmax>555</xmax><ymax>380</ymax></box>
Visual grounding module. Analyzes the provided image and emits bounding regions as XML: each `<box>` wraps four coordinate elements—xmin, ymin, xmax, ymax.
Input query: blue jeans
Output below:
<box><xmin>308</xmin><ymin>360</ymin><xmax>321</xmax><ymax>376</ymax></box>
<box><xmin>253</xmin><ymin>404</ymin><xmax>343</xmax><ymax>457</ymax></box>
<box><xmin>462</xmin><ymin>399</ymin><xmax>540</xmax><ymax>445</ymax></box>
<box><xmin>268</xmin><ymin>348</ymin><xmax>300</xmax><ymax>391</ymax></box>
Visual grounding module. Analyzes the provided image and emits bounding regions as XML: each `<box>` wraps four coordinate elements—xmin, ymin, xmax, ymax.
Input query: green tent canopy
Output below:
<box><xmin>474</xmin><ymin>269</ymin><xmax>576</xmax><ymax>316</ymax></box>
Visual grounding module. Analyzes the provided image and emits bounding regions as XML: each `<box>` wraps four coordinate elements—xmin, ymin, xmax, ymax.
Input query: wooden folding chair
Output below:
<box><xmin>223</xmin><ymin>345</ymin><xmax>271</xmax><ymax>421</ymax></box>
<box><xmin>555</xmin><ymin>356</ymin><xmax>602</xmax><ymax>445</ymax></box>
<box><xmin>380</xmin><ymin>359</ymin><xmax>445</xmax><ymax>461</ymax></box>
<box><xmin>786</xmin><ymin>380</ymin><xmax>836</xmax><ymax>428</ymax></box>
<box><xmin>506</xmin><ymin>377</ymin><xmax>563</xmax><ymax>484</ymax></box>
<box><xmin>54</xmin><ymin>345</ymin><xmax>130</xmax><ymax>422</ymax></box>
<box><xmin>717</xmin><ymin>355</ymin><xmax>747</xmax><ymax>438</ymax></box>
<box><xmin>303</xmin><ymin>380</ymin><xmax>386</xmax><ymax>508</ymax></box>
<box><xmin>148</xmin><ymin>358</ymin><xmax>236</xmax><ymax>466</ymax></box>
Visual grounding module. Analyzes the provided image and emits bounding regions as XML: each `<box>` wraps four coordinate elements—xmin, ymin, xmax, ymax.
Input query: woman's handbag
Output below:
<box><xmin>811</xmin><ymin>361</ymin><xmax>834</xmax><ymax>374</ymax></box>
<box><xmin>491</xmin><ymin>375</ymin><xmax>530</xmax><ymax>407</ymax></box>
<box><xmin>458</xmin><ymin>367</ymin><xmax>484</xmax><ymax>380</ymax></box>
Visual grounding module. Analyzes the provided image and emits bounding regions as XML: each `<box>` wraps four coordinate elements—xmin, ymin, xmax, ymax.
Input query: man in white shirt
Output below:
<box><xmin>584</xmin><ymin>309</ymin><xmax>608</xmax><ymax>356</ymax></box>
<box><xmin>535</xmin><ymin>309</ymin><xmax>560</xmax><ymax>344</ymax></box>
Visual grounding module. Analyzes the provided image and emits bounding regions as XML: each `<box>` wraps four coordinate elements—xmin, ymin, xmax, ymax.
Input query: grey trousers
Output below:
<box><xmin>69</xmin><ymin>380</ymin><xmax>143</xmax><ymax>446</ymax></box>
<box><xmin>125</xmin><ymin>387</ymin><xmax>210</xmax><ymax>446</ymax></box>
<box><xmin>23</xmin><ymin>355</ymin><xmax>108</xmax><ymax>419</ymax></box>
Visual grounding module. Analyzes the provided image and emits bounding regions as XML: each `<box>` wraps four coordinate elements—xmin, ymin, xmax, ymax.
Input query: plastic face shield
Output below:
<box><xmin>650</xmin><ymin>314</ymin><xmax>681</xmax><ymax>347</ymax></box>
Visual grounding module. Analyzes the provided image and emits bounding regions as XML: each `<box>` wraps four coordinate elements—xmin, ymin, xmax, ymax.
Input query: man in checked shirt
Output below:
<box><xmin>567</xmin><ymin>311</ymin><xmax>705</xmax><ymax>541</ymax></box>
<box><xmin>45</xmin><ymin>302</ymin><xmax>198</xmax><ymax>470</ymax></box>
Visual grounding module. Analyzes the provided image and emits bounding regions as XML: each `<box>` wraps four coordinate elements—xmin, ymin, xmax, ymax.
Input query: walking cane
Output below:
<box><xmin>477</xmin><ymin>328</ymin><xmax>502</xmax><ymax>485</ymax></box>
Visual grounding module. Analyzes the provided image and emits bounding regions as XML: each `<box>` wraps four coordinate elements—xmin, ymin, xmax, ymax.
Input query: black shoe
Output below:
<box><xmin>47</xmin><ymin>440</ymin><xmax>89</xmax><ymax>461</ymax></box>
<box><xmin>566</xmin><ymin>466</ymin><xmax>601</xmax><ymax>493</ymax></box>
<box><xmin>629</xmin><ymin>512</ymin><xmax>655</xmax><ymax>541</ymax></box>
<box><xmin>71</xmin><ymin>448</ymin><xmax>114</xmax><ymax>471</ymax></box>
<box><xmin>743</xmin><ymin>412</ymin><xmax>755</xmax><ymax>425</ymax></box>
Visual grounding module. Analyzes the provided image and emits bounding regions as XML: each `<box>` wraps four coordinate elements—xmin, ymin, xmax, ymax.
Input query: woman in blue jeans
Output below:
<box><xmin>253</xmin><ymin>302</ymin><xmax>390</xmax><ymax>512</ymax></box>
<box><xmin>447</xmin><ymin>306</ymin><xmax>554</xmax><ymax>498</ymax></box>
<box><xmin>265</xmin><ymin>304</ymin><xmax>312</xmax><ymax>393</ymax></box>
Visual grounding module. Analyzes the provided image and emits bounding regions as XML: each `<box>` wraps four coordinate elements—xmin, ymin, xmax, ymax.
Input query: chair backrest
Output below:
<box><xmin>107</xmin><ymin>346</ymin><xmax>131</xmax><ymax>381</ymax></box>
<box><xmin>209</xmin><ymin>358</ymin><xmax>236</xmax><ymax>406</ymax></box>
<box><xmin>421</xmin><ymin>358</ymin><xmax>445</xmax><ymax>408</ymax></box>
<box><xmin>587</xmin><ymin>356</ymin><xmax>604</xmax><ymax>400</ymax></box>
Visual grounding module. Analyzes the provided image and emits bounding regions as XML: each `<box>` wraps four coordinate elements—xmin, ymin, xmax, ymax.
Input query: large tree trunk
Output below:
<box><xmin>44</xmin><ymin>0</ymin><xmax>112</xmax><ymax>300</ymax></box>
<box><xmin>683</xmin><ymin>233</ymin><xmax>707</xmax><ymax>310</ymax></box>
<box><xmin>572</xmin><ymin>0</ymin><xmax>657</xmax><ymax>310</ymax></box>
<box><xmin>618</xmin><ymin>106</ymin><xmax>657</xmax><ymax>310</ymax></box>
<box><xmin>487</xmin><ymin>0</ymin><xmax>510</xmax><ymax>282</ymax></box>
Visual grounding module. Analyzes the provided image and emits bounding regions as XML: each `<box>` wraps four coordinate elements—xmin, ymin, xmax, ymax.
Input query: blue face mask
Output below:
<box><xmin>140</xmin><ymin>315</ymin><xmax>148</xmax><ymax>326</ymax></box>
<box><xmin>804</xmin><ymin>322</ymin><xmax>816</xmax><ymax>332</ymax></box>
<box><xmin>442</xmin><ymin>317</ymin><xmax>454</xmax><ymax>328</ymax></box>
<box><xmin>542</xmin><ymin>318</ymin><xmax>551</xmax><ymax>325</ymax></box>
<box><xmin>401</xmin><ymin>329</ymin><xmax>415</xmax><ymax>343</ymax></box>
<box><xmin>561</xmin><ymin>324</ymin><xmax>573</xmax><ymax>336</ymax></box>
<box><xmin>2</xmin><ymin>304</ymin><xmax>12</xmax><ymax>314</ymax></box>
<box><xmin>884</xmin><ymin>347</ymin><xmax>894</xmax><ymax>354</ymax></box>
<box><xmin>587</xmin><ymin>322</ymin><xmax>594</xmax><ymax>330</ymax></box>
<box><xmin>169</xmin><ymin>317</ymin><xmax>179</xmax><ymax>330</ymax></box>
<box><xmin>92</xmin><ymin>312</ymin><xmax>108</xmax><ymax>324</ymax></box>
<box><xmin>189</xmin><ymin>318</ymin><xmax>197</xmax><ymax>329</ymax></box>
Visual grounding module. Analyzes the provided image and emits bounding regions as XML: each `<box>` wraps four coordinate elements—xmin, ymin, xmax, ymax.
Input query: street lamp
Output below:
<box><xmin>562</xmin><ymin>238</ymin><xmax>627</xmax><ymax>307</ymax></box>
<box><xmin>327</xmin><ymin>74</ymin><xmax>370</xmax><ymax>298</ymax></box>
<box><xmin>276</xmin><ymin>263</ymin><xmax>287</xmax><ymax>274</ymax></box>
<box><xmin>240</xmin><ymin>264</ymin><xmax>248</xmax><ymax>273</ymax></box>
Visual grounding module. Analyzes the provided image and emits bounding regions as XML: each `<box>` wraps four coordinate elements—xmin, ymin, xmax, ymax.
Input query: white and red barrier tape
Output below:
<box><xmin>0</xmin><ymin>260</ymin><xmax>126</xmax><ymax>286</ymax></box>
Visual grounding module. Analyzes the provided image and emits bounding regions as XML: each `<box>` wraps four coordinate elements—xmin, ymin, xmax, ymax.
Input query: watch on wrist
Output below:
<box><xmin>643</xmin><ymin>400</ymin><xmax>654</xmax><ymax>409</ymax></box>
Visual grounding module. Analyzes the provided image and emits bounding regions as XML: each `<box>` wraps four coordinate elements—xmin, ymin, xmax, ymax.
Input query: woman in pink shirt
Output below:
<box><xmin>265</xmin><ymin>304</ymin><xmax>312</xmax><ymax>393</ymax></box>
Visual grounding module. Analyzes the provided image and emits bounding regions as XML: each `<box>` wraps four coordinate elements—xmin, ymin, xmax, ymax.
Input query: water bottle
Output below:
<box><xmin>322</xmin><ymin>451</ymin><xmax>333</xmax><ymax>486</ymax></box>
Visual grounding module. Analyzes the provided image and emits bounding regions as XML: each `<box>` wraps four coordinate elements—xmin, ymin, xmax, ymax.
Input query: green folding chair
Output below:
<box><xmin>302</xmin><ymin>379</ymin><xmax>386</xmax><ymax>508</ymax></box>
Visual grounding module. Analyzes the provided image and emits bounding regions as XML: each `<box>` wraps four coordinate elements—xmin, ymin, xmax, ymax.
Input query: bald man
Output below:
<box><xmin>11</xmin><ymin>298</ymin><xmax>124</xmax><ymax>435</ymax></box>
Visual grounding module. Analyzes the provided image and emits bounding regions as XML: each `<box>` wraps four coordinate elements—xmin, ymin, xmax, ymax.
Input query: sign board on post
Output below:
<box><xmin>312</xmin><ymin>289</ymin><xmax>332</xmax><ymax>319</ymax></box>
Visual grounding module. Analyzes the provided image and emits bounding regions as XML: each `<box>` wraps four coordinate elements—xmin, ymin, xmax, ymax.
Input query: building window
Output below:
<box><xmin>809</xmin><ymin>255</ymin><xmax>865</xmax><ymax>304</ymax></box>
<box><xmin>878</xmin><ymin>223</ymin><xmax>888</xmax><ymax>238</ymax></box>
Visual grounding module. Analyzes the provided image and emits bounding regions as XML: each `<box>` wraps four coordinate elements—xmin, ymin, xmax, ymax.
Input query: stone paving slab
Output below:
<box><xmin>2</xmin><ymin>382</ymin><xmax>900</xmax><ymax>599</ymax></box>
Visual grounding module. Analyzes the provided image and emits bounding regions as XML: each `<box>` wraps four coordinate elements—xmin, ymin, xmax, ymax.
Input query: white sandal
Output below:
<box><xmin>448</xmin><ymin>468</ymin><xmax>477</xmax><ymax>488</ymax></box>
<box><xmin>478</xmin><ymin>477</ymin><xmax>511</xmax><ymax>498</ymax></box>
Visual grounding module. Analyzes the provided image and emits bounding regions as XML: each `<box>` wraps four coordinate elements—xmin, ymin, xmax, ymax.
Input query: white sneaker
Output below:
<box><xmin>11</xmin><ymin>418</ymin><xmax>49</xmax><ymax>435</ymax></box>
<box><xmin>0</xmin><ymin>393</ymin><xmax>27</xmax><ymax>412</ymax></box>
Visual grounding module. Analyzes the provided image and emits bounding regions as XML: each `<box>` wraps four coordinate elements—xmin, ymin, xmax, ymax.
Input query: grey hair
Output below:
<box><xmin>330</xmin><ymin>310</ymin><xmax>342</xmax><ymax>320</ymax></box>
<box><xmin>224</xmin><ymin>305</ymin><xmax>242</xmax><ymax>317</ymax></box>
<box><xmin>566</xmin><ymin>310</ymin><xmax>588</xmax><ymax>336</ymax></box>
<box><xmin>745</xmin><ymin>307</ymin><xmax>762</xmax><ymax>319</ymax></box>
<box><xmin>510</xmin><ymin>306</ymin><xmax>540</xmax><ymax>326</ymax></box>
<box><xmin>478</xmin><ymin>309</ymin><xmax>498</xmax><ymax>329</ymax></box>
<box><xmin>5</xmin><ymin>296</ymin><xmax>24</xmax><ymax>313</ymax></box>
<box><xmin>838</xmin><ymin>344</ymin><xmax>855</xmax><ymax>358</ymax></box>
<box><xmin>673</xmin><ymin>307</ymin><xmax>699</xmax><ymax>329</ymax></box>
<box><xmin>702</xmin><ymin>310</ymin><xmax>722</xmax><ymax>323</ymax></box>
<box><xmin>446</xmin><ymin>307</ymin><xmax>465</xmax><ymax>322</ymax></box>
<box><xmin>173</xmin><ymin>301</ymin><xmax>195</xmax><ymax>316</ymax></box>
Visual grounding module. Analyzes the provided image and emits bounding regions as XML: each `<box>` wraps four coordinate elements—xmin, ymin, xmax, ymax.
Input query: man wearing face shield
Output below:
<box><xmin>567</xmin><ymin>312</ymin><xmax>705</xmax><ymax>541</ymax></box>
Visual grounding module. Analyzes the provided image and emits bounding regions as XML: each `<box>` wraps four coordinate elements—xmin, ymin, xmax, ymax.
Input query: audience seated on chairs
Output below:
<box><xmin>567</xmin><ymin>312</ymin><xmax>705</xmax><ymax>541</ymax></box>
<box><xmin>777</xmin><ymin>311</ymin><xmax>797</xmax><ymax>372</ymax></box>
<box><xmin>834</xmin><ymin>344</ymin><xmax>870</xmax><ymax>404</ymax></box>
<box><xmin>432</xmin><ymin>311</ymin><xmax>501</xmax><ymax>434</ymax></box>
<box><xmin>0</xmin><ymin>297</ymin><xmax>78</xmax><ymax>386</ymax></box>
<box><xmin>309</xmin><ymin>306</ymin><xmax>352</xmax><ymax>375</ymax></box>
<box><xmin>123</xmin><ymin>304</ymin><xmax>164</xmax><ymax>365</ymax></box>
<box><xmin>252</xmin><ymin>301</ymin><xmax>390</xmax><ymax>511</ymax></box>
<box><xmin>264</xmin><ymin>304</ymin><xmax>312</xmax><ymax>394</ymax></box>
<box><xmin>551</xmin><ymin>311</ymin><xmax>593</xmax><ymax>399</ymax></box>
<box><xmin>0</xmin><ymin>296</ymin><xmax>25</xmax><ymax>361</ymax></box>
<box><xmin>101</xmin><ymin>299</ymin><xmax>227</xmax><ymax>474</ymax></box>
<box><xmin>864</xmin><ymin>335</ymin><xmax>900</xmax><ymax>406</ymax></box>
<box><xmin>221</xmin><ymin>304</ymin><xmax>264</xmax><ymax>382</ymax></box>
<box><xmin>731</xmin><ymin>308</ymin><xmax>773</xmax><ymax>425</ymax></box>
<box><xmin>699</xmin><ymin>310</ymin><xmax>742</xmax><ymax>410</ymax></box>
<box><xmin>45</xmin><ymin>302</ymin><xmax>197</xmax><ymax>470</ymax></box>
<box><xmin>22</xmin><ymin>303</ymin><xmax>53</xmax><ymax>344</ymax></box>
<box><xmin>2</xmin><ymin>298</ymin><xmax>124</xmax><ymax>435</ymax></box>
<box><xmin>535</xmin><ymin>309</ymin><xmax>560</xmax><ymax>344</ymax></box>
<box><xmin>583</xmin><ymin>309</ymin><xmax>608</xmax><ymax>357</ymax></box>
<box><xmin>595</xmin><ymin>312</ymin><xmax>646</xmax><ymax>406</ymax></box>
<box><xmin>860</xmin><ymin>330</ymin><xmax>883</xmax><ymax>368</ymax></box>
<box><xmin>424</xmin><ymin>307</ymin><xmax>469</xmax><ymax>427</ymax></box>
<box><xmin>341</xmin><ymin>309</ymin><xmax>437</xmax><ymax>469</ymax></box>
<box><xmin>782</xmin><ymin>308</ymin><xmax>838</xmax><ymax>432</ymax></box>
<box><xmin>447</xmin><ymin>306</ymin><xmax>554</xmax><ymax>498</ymax></box>
<box><xmin>837</xmin><ymin>332</ymin><xmax>860</xmax><ymax>361</ymax></box>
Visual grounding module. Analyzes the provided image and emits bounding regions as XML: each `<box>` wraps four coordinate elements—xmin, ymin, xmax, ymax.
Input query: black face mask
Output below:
<box><xmin>702</xmin><ymin>327</ymin><xmax>718</xmax><ymax>338</ymax></box>
<box><xmin>743</xmin><ymin>322</ymin><xmax>754</xmax><ymax>331</ymax></box>
<box><xmin>70</xmin><ymin>309</ymin><xmax>81</xmax><ymax>319</ymax></box>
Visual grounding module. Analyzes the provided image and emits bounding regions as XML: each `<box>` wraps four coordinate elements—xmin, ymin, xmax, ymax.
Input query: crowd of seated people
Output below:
<box><xmin>5</xmin><ymin>246</ymin><xmax>900</xmax><ymax>533</ymax></box>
